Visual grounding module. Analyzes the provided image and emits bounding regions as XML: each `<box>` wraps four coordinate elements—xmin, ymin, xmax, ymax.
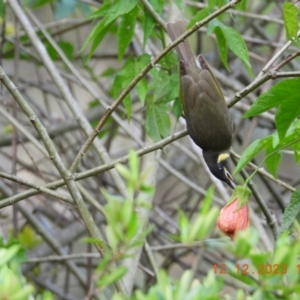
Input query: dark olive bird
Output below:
<box><xmin>167</xmin><ymin>20</ymin><xmax>235</xmax><ymax>189</ymax></box>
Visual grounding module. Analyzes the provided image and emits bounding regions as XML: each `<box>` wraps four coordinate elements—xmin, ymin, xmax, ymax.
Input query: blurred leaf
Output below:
<box><xmin>46</xmin><ymin>41</ymin><xmax>74</xmax><ymax>61</ymax></box>
<box><xmin>292</xmin><ymin>141</ymin><xmax>300</xmax><ymax>163</ymax></box>
<box><xmin>233</xmin><ymin>136</ymin><xmax>272</xmax><ymax>175</ymax></box>
<box><xmin>244</xmin><ymin>78</ymin><xmax>300</xmax><ymax>118</ymax></box>
<box><xmin>176</xmin><ymin>271</ymin><xmax>191</xmax><ymax>300</ymax></box>
<box><xmin>283</xmin><ymin>2</ymin><xmax>299</xmax><ymax>42</ymax></box>
<box><xmin>187</xmin><ymin>7</ymin><xmax>210</xmax><ymax>28</ymax></box>
<box><xmin>97</xmin><ymin>266</ymin><xmax>127</xmax><ymax>288</ymax></box>
<box><xmin>0</xmin><ymin>244</ymin><xmax>21</xmax><ymax>267</ymax></box>
<box><xmin>0</xmin><ymin>2</ymin><xmax>4</xmax><ymax>19</ymax></box>
<box><xmin>145</xmin><ymin>103</ymin><xmax>170</xmax><ymax>141</ymax></box>
<box><xmin>128</xmin><ymin>149</ymin><xmax>139</xmax><ymax>182</ymax></box>
<box><xmin>172</xmin><ymin>96</ymin><xmax>182</xmax><ymax>120</ymax></box>
<box><xmin>54</xmin><ymin>0</ymin><xmax>78</xmax><ymax>20</ymax></box>
<box><xmin>118</xmin><ymin>7</ymin><xmax>137</xmax><ymax>60</ymax></box>
<box><xmin>25</xmin><ymin>0</ymin><xmax>52</xmax><ymax>9</ymax></box>
<box><xmin>281</xmin><ymin>187</ymin><xmax>300</xmax><ymax>233</ymax></box>
<box><xmin>123</xmin><ymin>95</ymin><xmax>132</xmax><ymax>121</ymax></box>
<box><xmin>236</xmin><ymin>0</ymin><xmax>248</xmax><ymax>11</ymax></box>
<box><xmin>18</xmin><ymin>225</ymin><xmax>40</xmax><ymax>250</ymax></box>
<box><xmin>173</xmin><ymin>0</ymin><xmax>182</xmax><ymax>10</ymax></box>
<box><xmin>77</xmin><ymin>2</ymin><xmax>91</xmax><ymax>16</ymax></box>
<box><xmin>179</xmin><ymin>210</ymin><xmax>189</xmax><ymax>242</ymax></box>
<box><xmin>3</xmin><ymin>124</ymin><xmax>13</xmax><ymax>133</ymax></box>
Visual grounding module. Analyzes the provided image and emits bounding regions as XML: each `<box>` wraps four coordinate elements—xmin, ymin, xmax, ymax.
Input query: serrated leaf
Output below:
<box><xmin>283</xmin><ymin>2</ymin><xmax>299</xmax><ymax>42</ymax></box>
<box><xmin>281</xmin><ymin>188</ymin><xmax>300</xmax><ymax>233</ymax></box>
<box><xmin>54</xmin><ymin>0</ymin><xmax>78</xmax><ymax>20</ymax></box>
<box><xmin>214</xmin><ymin>26</ymin><xmax>229</xmax><ymax>71</ymax></box>
<box><xmin>220</xmin><ymin>25</ymin><xmax>252</xmax><ymax>75</ymax></box>
<box><xmin>103</xmin><ymin>0</ymin><xmax>138</xmax><ymax>26</ymax></box>
<box><xmin>145</xmin><ymin>104</ymin><xmax>170</xmax><ymax>141</ymax></box>
<box><xmin>83</xmin><ymin>0</ymin><xmax>138</xmax><ymax>56</ymax></box>
<box><xmin>142</xmin><ymin>0</ymin><xmax>163</xmax><ymax>45</ymax></box>
<box><xmin>244</xmin><ymin>78</ymin><xmax>300</xmax><ymax>118</ymax></box>
<box><xmin>233</xmin><ymin>136</ymin><xmax>272</xmax><ymax>175</ymax></box>
<box><xmin>83</xmin><ymin>16</ymin><xmax>114</xmax><ymax>58</ymax></box>
<box><xmin>187</xmin><ymin>7</ymin><xmax>210</xmax><ymax>28</ymax></box>
<box><xmin>118</xmin><ymin>7</ymin><xmax>137</xmax><ymax>60</ymax></box>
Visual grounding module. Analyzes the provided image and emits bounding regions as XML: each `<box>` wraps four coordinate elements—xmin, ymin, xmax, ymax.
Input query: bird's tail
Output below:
<box><xmin>166</xmin><ymin>20</ymin><xmax>195</xmax><ymax>67</ymax></box>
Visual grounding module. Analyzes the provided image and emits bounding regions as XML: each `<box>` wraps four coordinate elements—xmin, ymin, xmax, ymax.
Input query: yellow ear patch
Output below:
<box><xmin>217</xmin><ymin>153</ymin><xmax>229</xmax><ymax>162</ymax></box>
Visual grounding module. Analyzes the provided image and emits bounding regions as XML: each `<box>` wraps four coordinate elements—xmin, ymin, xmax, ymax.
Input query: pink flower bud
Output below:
<box><xmin>217</xmin><ymin>198</ymin><xmax>249</xmax><ymax>239</ymax></box>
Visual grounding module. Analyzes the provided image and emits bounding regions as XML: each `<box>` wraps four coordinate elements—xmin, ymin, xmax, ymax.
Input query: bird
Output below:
<box><xmin>167</xmin><ymin>20</ymin><xmax>235</xmax><ymax>189</ymax></box>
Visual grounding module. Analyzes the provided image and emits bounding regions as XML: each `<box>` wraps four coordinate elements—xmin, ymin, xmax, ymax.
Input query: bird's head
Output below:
<box><xmin>202</xmin><ymin>151</ymin><xmax>235</xmax><ymax>189</ymax></box>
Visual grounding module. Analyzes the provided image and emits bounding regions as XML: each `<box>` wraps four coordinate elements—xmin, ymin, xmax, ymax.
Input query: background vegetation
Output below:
<box><xmin>0</xmin><ymin>0</ymin><xmax>300</xmax><ymax>299</ymax></box>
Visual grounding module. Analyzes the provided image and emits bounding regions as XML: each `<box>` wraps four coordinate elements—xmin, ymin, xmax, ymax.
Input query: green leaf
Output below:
<box><xmin>145</xmin><ymin>104</ymin><xmax>170</xmax><ymax>141</ymax></box>
<box><xmin>102</xmin><ymin>0</ymin><xmax>139</xmax><ymax>26</ymax></box>
<box><xmin>0</xmin><ymin>0</ymin><xmax>4</xmax><ymax>18</ymax></box>
<box><xmin>292</xmin><ymin>141</ymin><xmax>300</xmax><ymax>163</ymax></box>
<box><xmin>264</xmin><ymin>150</ymin><xmax>281</xmax><ymax>179</ymax></box>
<box><xmin>97</xmin><ymin>266</ymin><xmax>127</xmax><ymax>288</ymax></box>
<box><xmin>136</xmin><ymin>78</ymin><xmax>148</xmax><ymax>105</ymax></box>
<box><xmin>83</xmin><ymin>0</ymin><xmax>138</xmax><ymax>56</ymax></box>
<box><xmin>281</xmin><ymin>187</ymin><xmax>300</xmax><ymax>233</ymax></box>
<box><xmin>54</xmin><ymin>0</ymin><xmax>78</xmax><ymax>20</ymax></box>
<box><xmin>0</xmin><ymin>245</ymin><xmax>21</xmax><ymax>267</ymax></box>
<box><xmin>233</xmin><ymin>136</ymin><xmax>272</xmax><ymax>175</ymax></box>
<box><xmin>82</xmin><ymin>16</ymin><xmax>114</xmax><ymax>57</ymax></box>
<box><xmin>275</xmin><ymin>99</ymin><xmax>300</xmax><ymax>140</ymax></box>
<box><xmin>187</xmin><ymin>7</ymin><xmax>210</xmax><ymax>28</ymax></box>
<box><xmin>118</xmin><ymin>7</ymin><xmax>137</xmax><ymax>60</ymax></box>
<box><xmin>142</xmin><ymin>0</ymin><xmax>164</xmax><ymax>45</ymax></box>
<box><xmin>123</xmin><ymin>95</ymin><xmax>132</xmax><ymax>121</ymax></box>
<box><xmin>47</xmin><ymin>41</ymin><xmax>74</xmax><ymax>61</ymax></box>
<box><xmin>18</xmin><ymin>225</ymin><xmax>39</xmax><ymax>250</ymax></box>
<box><xmin>129</xmin><ymin>149</ymin><xmax>139</xmax><ymax>182</ymax></box>
<box><xmin>220</xmin><ymin>25</ymin><xmax>252</xmax><ymax>75</ymax></box>
<box><xmin>214</xmin><ymin>26</ymin><xmax>229</xmax><ymax>71</ymax></box>
<box><xmin>283</xmin><ymin>2</ymin><xmax>299</xmax><ymax>42</ymax></box>
<box><xmin>244</xmin><ymin>78</ymin><xmax>300</xmax><ymax>118</ymax></box>
<box><xmin>178</xmin><ymin>210</ymin><xmax>189</xmax><ymax>242</ymax></box>
<box><xmin>172</xmin><ymin>97</ymin><xmax>182</xmax><ymax>119</ymax></box>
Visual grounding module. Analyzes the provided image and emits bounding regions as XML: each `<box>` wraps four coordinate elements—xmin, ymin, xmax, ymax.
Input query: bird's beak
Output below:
<box><xmin>224</xmin><ymin>168</ymin><xmax>236</xmax><ymax>189</ymax></box>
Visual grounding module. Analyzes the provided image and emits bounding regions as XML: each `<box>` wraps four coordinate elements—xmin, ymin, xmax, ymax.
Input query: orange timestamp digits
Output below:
<box><xmin>213</xmin><ymin>263</ymin><xmax>288</xmax><ymax>275</ymax></box>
